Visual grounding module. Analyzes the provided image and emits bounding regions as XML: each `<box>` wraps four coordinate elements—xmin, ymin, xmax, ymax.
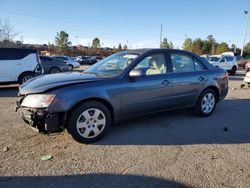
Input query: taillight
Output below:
<box><xmin>223</xmin><ymin>72</ymin><xmax>229</xmax><ymax>80</ymax></box>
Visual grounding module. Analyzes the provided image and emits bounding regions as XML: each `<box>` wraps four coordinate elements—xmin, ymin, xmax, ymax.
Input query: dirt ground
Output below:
<box><xmin>0</xmin><ymin>70</ymin><xmax>250</xmax><ymax>188</ymax></box>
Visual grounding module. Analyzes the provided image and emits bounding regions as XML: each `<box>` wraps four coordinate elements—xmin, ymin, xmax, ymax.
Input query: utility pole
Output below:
<box><xmin>160</xmin><ymin>24</ymin><xmax>163</xmax><ymax>48</ymax></box>
<box><xmin>75</xmin><ymin>36</ymin><xmax>78</xmax><ymax>46</ymax></box>
<box><xmin>241</xmin><ymin>11</ymin><xmax>249</xmax><ymax>56</ymax></box>
<box><xmin>234</xmin><ymin>37</ymin><xmax>239</xmax><ymax>53</ymax></box>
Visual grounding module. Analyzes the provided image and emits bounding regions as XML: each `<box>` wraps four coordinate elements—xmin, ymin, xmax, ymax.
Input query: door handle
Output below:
<box><xmin>198</xmin><ymin>76</ymin><xmax>205</xmax><ymax>82</ymax></box>
<box><xmin>162</xmin><ymin>80</ymin><xmax>170</xmax><ymax>86</ymax></box>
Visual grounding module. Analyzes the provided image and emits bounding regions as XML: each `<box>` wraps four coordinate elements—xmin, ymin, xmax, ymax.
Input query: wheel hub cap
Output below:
<box><xmin>76</xmin><ymin>108</ymin><xmax>106</xmax><ymax>139</ymax></box>
<box><xmin>201</xmin><ymin>93</ymin><xmax>215</xmax><ymax>114</ymax></box>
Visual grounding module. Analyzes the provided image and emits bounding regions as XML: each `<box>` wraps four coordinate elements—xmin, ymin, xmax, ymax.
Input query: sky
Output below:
<box><xmin>0</xmin><ymin>0</ymin><xmax>249</xmax><ymax>49</ymax></box>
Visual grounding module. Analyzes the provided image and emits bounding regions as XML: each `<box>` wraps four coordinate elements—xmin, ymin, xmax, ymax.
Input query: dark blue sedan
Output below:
<box><xmin>17</xmin><ymin>49</ymin><xmax>229</xmax><ymax>143</ymax></box>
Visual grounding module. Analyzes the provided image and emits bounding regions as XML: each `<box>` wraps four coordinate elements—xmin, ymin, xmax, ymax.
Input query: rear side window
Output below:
<box><xmin>0</xmin><ymin>48</ymin><xmax>36</xmax><ymax>60</ymax></box>
<box><xmin>170</xmin><ymin>53</ymin><xmax>205</xmax><ymax>72</ymax></box>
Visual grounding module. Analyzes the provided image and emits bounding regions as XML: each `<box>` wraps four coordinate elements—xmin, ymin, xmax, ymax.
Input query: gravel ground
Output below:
<box><xmin>0</xmin><ymin>69</ymin><xmax>250</xmax><ymax>188</ymax></box>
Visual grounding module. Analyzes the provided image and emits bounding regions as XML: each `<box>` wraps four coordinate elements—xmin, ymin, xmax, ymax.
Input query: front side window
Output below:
<box><xmin>84</xmin><ymin>52</ymin><xmax>138</xmax><ymax>77</ymax></box>
<box><xmin>134</xmin><ymin>54</ymin><xmax>166</xmax><ymax>75</ymax></box>
<box><xmin>219</xmin><ymin>57</ymin><xmax>226</xmax><ymax>62</ymax></box>
<box><xmin>224</xmin><ymin>56</ymin><xmax>234</xmax><ymax>61</ymax></box>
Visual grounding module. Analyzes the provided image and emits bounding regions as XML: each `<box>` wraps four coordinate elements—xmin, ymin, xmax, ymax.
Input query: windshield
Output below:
<box><xmin>84</xmin><ymin>52</ymin><xmax>138</xmax><ymax>77</ymax></box>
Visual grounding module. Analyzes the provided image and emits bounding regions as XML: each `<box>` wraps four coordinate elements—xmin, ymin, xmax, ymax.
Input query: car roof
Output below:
<box><xmin>210</xmin><ymin>55</ymin><xmax>221</xmax><ymax>57</ymax></box>
<box><xmin>0</xmin><ymin>47</ymin><xmax>36</xmax><ymax>53</ymax></box>
<box><xmin>125</xmin><ymin>48</ymin><xmax>194</xmax><ymax>55</ymax></box>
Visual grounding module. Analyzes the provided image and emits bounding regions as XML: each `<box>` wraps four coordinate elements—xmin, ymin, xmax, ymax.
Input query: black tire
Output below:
<box><xmin>67</xmin><ymin>101</ymin><xmax>111</xmax><ymax>143</ymax></box>
<box><xmin>49</xmin><ymin>66</ymin><xmax>61</xmax><ymax>74</ymax></box>
<box><xmin>68</xmin><ymin>64</ymin><xmax>74</xmax><ymax>71</ymax></box>
<box><xmin>18</xmin><ymin>72</ymin><xmax>35</xmax><ymax>85</ymax></box>
<box><xmin>194</xmin><ymin>89</ymin><xmax>217</xmax><ymax>117</ymax></box>
<box><xmin>230</xmin><ymin>66</ymin><xmax>237</xmax><ymax>75</ymax></box>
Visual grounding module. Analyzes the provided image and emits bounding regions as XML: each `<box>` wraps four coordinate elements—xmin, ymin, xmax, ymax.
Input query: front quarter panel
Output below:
<box><xmin>47</xmin><ymin>79</ymin><xmax>122</xmax><ymax>118</ymax></box>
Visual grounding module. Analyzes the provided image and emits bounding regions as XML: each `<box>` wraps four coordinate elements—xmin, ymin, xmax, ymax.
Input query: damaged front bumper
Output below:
<box><xmin>16</xmin><ymin>98</ymin><xmax>66</xmax><ymax>133</ymax></box>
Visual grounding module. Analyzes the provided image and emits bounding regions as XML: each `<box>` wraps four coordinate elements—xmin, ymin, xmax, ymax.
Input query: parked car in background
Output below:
<box><xmin>200</xmin><ymin>54</ymin><xmax>210</xmax><ymax>61</ymax></box>
<box><xmin>76</xmin><ymin>56</ymin><xmax>92</xmax><ymax>65</ymax></box>
<box><xmin>52</xmin><ymin>56</ymin><xmax>80</xmax><ymax>70</ymax></box>
<box><xmin>40</xmin><ymin>56</ymin><xmax>69</xmax><ymax>74</ymax></box>
<box><xmin>17</xmin><ymin>49</ymin><xmax>228</xmax><ymax>143</ymax></box>
<box><xmin>236</xmin><ymin>56</ymin><xmax>250</xmax><ymax>68</ymax></box>
<box><xmin>89</xmin><ymin>56</ymin><xmax>105</xmax><ymax>64</ymax></box>
<box><xmin>0</xmin><ymin>48</ymin><xmax>43</xmax><ymax>85</ymax></box>
<box><xmin>209</xmin><ymin>53</ymin><xmax>238</xmax><ymax>75</ymax></box>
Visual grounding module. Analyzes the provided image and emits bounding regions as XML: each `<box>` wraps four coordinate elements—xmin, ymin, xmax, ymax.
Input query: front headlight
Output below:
<box><xmin>21</xmin><ymin>94</ymin><xmax>56</xmax><ymax>108</ymax></box>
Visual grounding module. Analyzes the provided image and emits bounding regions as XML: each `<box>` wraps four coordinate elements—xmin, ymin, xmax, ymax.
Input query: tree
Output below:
<box><xmin>123</xmin><ymin>44</ymin><xmax>128</xmax><ymax>50</ymax></box>
<box><xmin>48</xmin><ymin>42</ymin><xmax>54</xmax><ymax>50</ymax></box>
<box><xmin>0</xmin><ymin>18</ymin><xmax>18</xmax><ymax>46</ymax></box>
<box><xmin>243</xmin><ymin>42</ymin><xmax>250</xmax><ymax>56</ymax></box>
<box><xmin>55</xmin><ymin>31</ymin><xmax>71</xmax><ymax>51</ymax></box>
<box><xmin>192</xmin><ymin>38</ymin><xmax>204</xmax><ymax>55</ymax></box>
<box><xmin>215</xmin><ymin>42</ymin><xmax>229</xmax><ymax>54</ymax></box>
<box><xmin>92</xmin><ymin>37</ymin><xmax>100</xmax><ymax>49</ymax></box>
<box><xmin>182</xmin><ymin>38</ymin><xmax>193</xmax><ymax>52</ymax></box>
<box><xmin>118</xmin><ymin>43</ymin><xmax>122</xmax><ymax>51</ymax></box>
<box><xmin>169</xmin><ymin>41</ymin><xmax>174</xmax><ymax>49</ymax></box>
<box><xmin>160</xmin><ymin>38</ymin><xmax>173</xmax><ymax>48</ymax></box>
<box><xmin>206</xmin><ymin>35</ymin><xmax>216</xmax><ymax>54</ymax></box>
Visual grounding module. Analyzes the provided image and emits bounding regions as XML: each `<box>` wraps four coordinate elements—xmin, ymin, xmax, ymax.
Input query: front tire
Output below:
<box><xmin>194</xmin><ymin>89</ymin><xmax>217</xmax><ymax>117</ymax></box>
<box><xmin>67</xmin><ymin>101</ymin><xmax>111</xmax><ymax>143</ymax></box>
<box><xmin>18</xmin><ymin>72</ymin><xmax>35</xmax><ymax>85</ymax></box>
<box><xmin>68</xmin><ymin>64</ymin><xmax>74</xmax><ymax>71</ymax></box>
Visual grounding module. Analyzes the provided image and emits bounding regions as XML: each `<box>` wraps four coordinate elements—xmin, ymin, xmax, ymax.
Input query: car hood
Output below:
<box><xmin>209</xmin><ymin>61</ymin><xmax>218</xmax><ymax>64</ymax></box>
<box><xmin>19</xmin><ymin>72</ymin><xmax>105</xmax><ymax>95</ymax></box>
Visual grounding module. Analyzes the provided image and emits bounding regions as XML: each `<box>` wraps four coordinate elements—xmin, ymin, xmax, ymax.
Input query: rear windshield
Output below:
<box><xmin>209</xmin><ymin>57</ymin><xmax>220</xmax><ymax>61</ymax></box>
<box><xmin>0</xmin><ymin>48</ymin><xmax>36</xmax><ymax>60</ymax></box>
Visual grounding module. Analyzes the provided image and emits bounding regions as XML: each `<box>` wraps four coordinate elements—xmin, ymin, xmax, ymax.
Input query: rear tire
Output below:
<box><xmin>68</xmin><ymin>64</ymin><xmax>74</xmax><ymax>71</ymax></box>
<box><xmin>194</xmin><ymin>89</ymin><xmax>217</xmax><ymax>117</ymax></box>
<box><xmin>67</xmin><ymin>101</ymin><xmax>111</xmax><ymax>144</ymax></box>
<box><xmin>18</xmin><ymin>72</ymin><xmax>35</xmax><ymax>85</ymax></box>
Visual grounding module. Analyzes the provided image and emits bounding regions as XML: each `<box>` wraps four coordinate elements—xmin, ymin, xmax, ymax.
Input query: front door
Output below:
<box><xmin>121</xmin><ymin>52</ymin><xmax>173</xmax><ymax>117</ymax></box>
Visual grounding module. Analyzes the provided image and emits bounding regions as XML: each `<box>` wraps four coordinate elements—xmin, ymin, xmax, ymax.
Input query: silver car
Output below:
<box><xmin>40</xmin><ymin>56</ymin><xmax>69</xmax><ymax>74</ymax></box>
<box><xmin>52</xmin><ymin>56</ymin><xmax>80</xmax><ymax>70</ymax></box>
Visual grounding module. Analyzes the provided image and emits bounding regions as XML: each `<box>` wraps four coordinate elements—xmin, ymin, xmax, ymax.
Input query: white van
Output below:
<box><xmin>0</xmin><ymin>48</ymin><xmax>43</xmax><ymax>84</ymax></box>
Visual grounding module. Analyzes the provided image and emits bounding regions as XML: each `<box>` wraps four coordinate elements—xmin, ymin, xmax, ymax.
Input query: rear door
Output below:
<box><xmin>168</xmin><ymin>52</ymin><xmax>208</xmax><ymax>107</ymax></box>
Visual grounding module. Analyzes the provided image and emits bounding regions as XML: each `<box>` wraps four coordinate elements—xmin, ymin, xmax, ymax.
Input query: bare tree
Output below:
<box><xmin>0</xmin><ymin>18</ymin><xmax>18</xmax><ymax>46</ymax></box>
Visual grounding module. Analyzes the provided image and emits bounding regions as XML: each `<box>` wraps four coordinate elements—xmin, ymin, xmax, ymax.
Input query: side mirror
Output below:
<box><xmin>129</xmin><ymin>69</ymin><xmax>145</xmax><ymax>77</ymax></box>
